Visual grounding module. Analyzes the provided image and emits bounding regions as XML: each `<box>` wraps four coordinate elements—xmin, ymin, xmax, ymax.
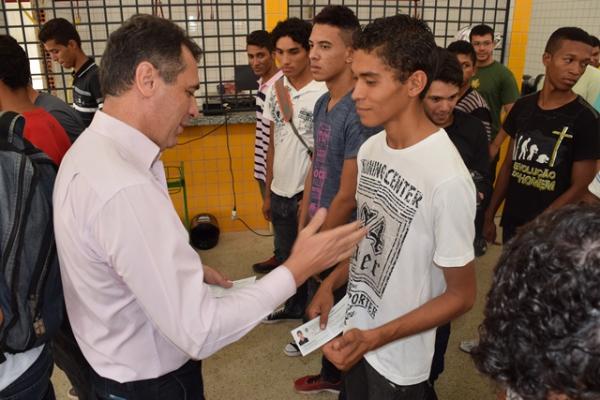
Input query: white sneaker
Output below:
<box><xmin>284</xmin><ymin>342</ymin><xmax>301</xmax><ymax>357</ymax></box>
<box><xmin>459</xmin><ymin>338</ymin><xmax>479</xmax><ymax>353</ymax></box>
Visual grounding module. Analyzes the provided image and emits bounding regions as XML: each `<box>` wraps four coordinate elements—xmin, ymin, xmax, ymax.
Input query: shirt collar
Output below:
<box><xmin>259</xmin><ymin>70</ymin><xmax>283</xmax><ymax>91</ymax></box>
<box><xmin>89</xmin><ymin>111</ymin><xmax>161</xmax><ymax>171</ymax></box>
<box><xmin>73</xmin><ymin>57</ymin><xmax>96</xmax><ymax>78</ymax></box>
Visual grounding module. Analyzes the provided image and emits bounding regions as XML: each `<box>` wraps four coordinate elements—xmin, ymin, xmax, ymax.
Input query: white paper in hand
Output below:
<box><xmin>208</xmin><ymin>276</ymin><xmax>256</xmax><ymax>298</ymax></box>
<box><xmin>290</xmin><ymin>295</ymin><xmax>348</xmax><ymax>356</ymax></box>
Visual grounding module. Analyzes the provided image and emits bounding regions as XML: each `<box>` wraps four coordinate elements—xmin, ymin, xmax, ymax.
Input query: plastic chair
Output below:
<box><xmin>165</xmin><ymin>161</ymin><xmax>190</xmax><ymax>228</ymax></box>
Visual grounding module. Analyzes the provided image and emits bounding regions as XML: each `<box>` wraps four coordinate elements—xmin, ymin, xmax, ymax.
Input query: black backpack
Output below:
<box><xmin>0</xmin><ymin>111</ymin><xmax>63</xmax><ymax>361</ymax></box>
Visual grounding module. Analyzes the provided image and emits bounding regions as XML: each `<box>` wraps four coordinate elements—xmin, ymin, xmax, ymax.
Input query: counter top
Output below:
<box><xmin>189</xmin><ymin>111</ymin><xmax>255</xmax><ymax>126</ymax></box>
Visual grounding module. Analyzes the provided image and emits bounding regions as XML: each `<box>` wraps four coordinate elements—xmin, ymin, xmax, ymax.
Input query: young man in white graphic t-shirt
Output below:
<box><xmin>310</xmin><ymin>15</ymin><xmax>477</xmax><ymax>400</ymax></box>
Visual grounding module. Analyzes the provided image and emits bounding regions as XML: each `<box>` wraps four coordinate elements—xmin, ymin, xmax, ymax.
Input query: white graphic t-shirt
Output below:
<box><xmin>262</xmin><ymin>77</ymin><xmax>328</xmax><ymax>198</ymax></box>
<box><xmin>345</xmin><ymin>129</ymin><xmax>476</xmax><ymax>385</ymax></box>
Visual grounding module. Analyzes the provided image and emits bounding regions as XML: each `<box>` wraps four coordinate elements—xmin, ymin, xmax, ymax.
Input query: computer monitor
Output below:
<box><xmin>234</xmin><ymin>65</ymin><xmax>259</xmax><ymax>92</ymax></box>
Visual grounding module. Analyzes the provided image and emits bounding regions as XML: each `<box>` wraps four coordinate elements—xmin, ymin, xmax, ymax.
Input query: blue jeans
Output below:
<box><xmin>91</xmin><ymin>360</ymin><xmax>204</xmax><ymax>400</ymax></box>
<box><xmin>271</xmin><ymin>192</ymin><xmax>309</xmax><ymax>316</ymax></box>
<box><xmin>0</xmin><ymin>346</ymin><xmax>55</xmax><ymax>400</ymax></box>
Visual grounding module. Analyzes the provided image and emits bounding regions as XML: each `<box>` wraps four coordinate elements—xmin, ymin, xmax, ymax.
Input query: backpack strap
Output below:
<box><xmin>274</xmin><ymin>77</ymin><xmax>313</xmax><ymax>158</ymax></box>
<box><xmin>0</xmin><ymin>111</ymin><xmax>25</xmax><ymax>145</ymax></box>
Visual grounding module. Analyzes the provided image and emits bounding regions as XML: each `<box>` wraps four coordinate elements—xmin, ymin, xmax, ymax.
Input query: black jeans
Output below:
<box><xmin>429</xmin><ymin>323</ymin><xmax>451</xmax><ymax>384</ymax></box>
<box><xmin>91</xmin><ymin>360</ymin><xmax>204</xmax><ymax>400</ymax></box>
<box><xmin>271</xmin><ymin>192</ymin><xmax>309</xmax><ymax>316</ymax></box>
<box><xmin>341</xmin><ymin>358</ymin><xmax>436</xmax><ymax>400</ymax></box>
<box><xmin>52</xmin><ymin>313</ymin><xmax>97</xmax><ymax>400</ymax></box>
<box><xmin>0</xmin><ymin>346</ymin><xmax>55</xmax><ymax>400</ymax></box>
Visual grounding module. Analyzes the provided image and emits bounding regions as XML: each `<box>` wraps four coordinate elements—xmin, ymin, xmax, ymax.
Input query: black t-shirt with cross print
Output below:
<box><xmin>502</xmin><ymin>92</ymin><xmax>600</xmax><ymax>228</ymax></box>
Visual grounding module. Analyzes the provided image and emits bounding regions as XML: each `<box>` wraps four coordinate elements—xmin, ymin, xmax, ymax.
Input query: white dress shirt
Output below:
<box><xmin>53</xmin><ymin>111</ymin><xmax>296</xmax><ymax>382</ymax></box>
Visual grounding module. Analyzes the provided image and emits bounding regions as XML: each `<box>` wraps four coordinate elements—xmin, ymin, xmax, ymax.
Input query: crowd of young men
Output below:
<box><xmin>1</xmin><ymin>6</ymin><xmax>600</xmax><ymax>400</ymax></box>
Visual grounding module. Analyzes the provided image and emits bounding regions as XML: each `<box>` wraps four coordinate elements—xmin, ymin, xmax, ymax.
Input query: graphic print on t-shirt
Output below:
<box><xmin>510</xmin><ymin>125</ymin><xmax>572</xmax><ymax>192</ymax></box>
<box><xmin>346</xmin><ymin>158</ymin><xmax>423</xmax><ymax>320</ymax></box>
<box><xmin>309</xmin><ymin>121</ymin><xmax>331</xmax><ymax>216</ymax></box>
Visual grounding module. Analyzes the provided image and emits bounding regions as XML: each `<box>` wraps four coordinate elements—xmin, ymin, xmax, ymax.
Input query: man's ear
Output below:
<box><xmin>345</xmin><ymin>47</ymin><xmax>354</xmax><ymax>64</ymax></box>
<box><xmin>134</xmin><ymin>61</ymin><xmax>158</xmax><ymax>97</ymax></box>
<box><xmin>407</xmin><ymin>70</ymin><xmax>428</xmax><ymax>98</ymax></box>
<box><xmin>542</xmin><ymin>52</ymin><xmax>551</xmax><ymax>68</ymax></box>
<box><xmin>67</xmin><ymin>39</ymin><xmax>79</xmax><ymax>50</ymax></box>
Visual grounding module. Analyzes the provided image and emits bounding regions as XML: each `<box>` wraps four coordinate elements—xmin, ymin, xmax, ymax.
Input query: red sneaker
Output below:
<box><xmin>294</xmin><ymin>374</ymin><xmax>342</xmax><ymax>394</ymax></box>
<box><xmin>252</xmin><ymin>255</ymin><xmax>279</xmax><ymax>273</ymax></box>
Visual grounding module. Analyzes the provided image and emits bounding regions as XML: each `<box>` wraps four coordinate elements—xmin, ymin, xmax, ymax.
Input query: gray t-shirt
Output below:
<box><xmin>308</xmin><ymin>91</ymin><xmax>379</xmax><ymax>217</ymax></box>
<box><xmin>35</xmin><ymin>92</ymin><xmax>85</xmax><ymax>143</ymax></box>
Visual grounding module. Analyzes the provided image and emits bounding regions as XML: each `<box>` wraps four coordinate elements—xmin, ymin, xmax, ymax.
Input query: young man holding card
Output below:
<box><xmin>309</xmin><ymin>15</ymin><xmax>477</xmax><ymax>400</ymax></box>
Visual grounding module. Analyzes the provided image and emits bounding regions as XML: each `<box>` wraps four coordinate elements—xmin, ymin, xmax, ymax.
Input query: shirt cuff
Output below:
<box><xmin>256</xmin><ymin>265</ymin><xmax>296</xmax><ymax>307</ymax></box>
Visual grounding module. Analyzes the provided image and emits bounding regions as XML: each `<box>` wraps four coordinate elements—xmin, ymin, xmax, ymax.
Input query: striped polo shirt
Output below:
<box><xmin>72</xmin><ymin>57</ymin><xmax>103</xmax><ymax>127</ymax></box>
<box><xmin>254</xmin><ymin>70</ymin><xmax>283</xmax><ymax>182</ymax></box>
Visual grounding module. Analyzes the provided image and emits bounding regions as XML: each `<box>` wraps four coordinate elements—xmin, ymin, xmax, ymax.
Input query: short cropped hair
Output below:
<box><xmin>590</xmin><ymin>35</ymin><xmax>600</xmax><ymax>48</ymax></box>
<box><xmin>430</xmin><ymin>47</ymin><xmax>463</xmax><ymax>88</ymax></box>
<box><xmin>447</xmin><ymin>40</ymin><xmax>476</xmax><ymax>65</ymax></box>
<box><xmin>469</xmin><ymin>24</ymin><xmax>494</xmax><ymax>41</ymax></box>
<box><xmin>545</xmin><ymin>27</ymin><xmax>592</xmax><ymax>54</ymax></box>
<box><xmin>0</xmin><ymin>35</ymin><xmax>31</xmax><ymax>90</ymax></box>
<box><xmin>39</xmin><ymin>18</ymin><xmax>81</xmax><ymax>48</ymax></box>
<box><xmin>246</xmin><ymin>30</ymin><xmax>274</xmax><ymax>52</ymax></box>
<box><xmin>313</xmin><ymin>5</ymin><xmax>360</xmax><ymax>45</ymax></box>
<box><xmin>353</xmin><ymin>14</ymin><xmax>436</xmax><ymax>95</ymax></box>
<box><xmin>472</xmin><ymin>204</ymin><xmax>600</xmax><ymax>400</ymax></box>
<box><xmin>271</xmin><ymin>18</ymin><xmax>312</xmax><ymax>51</ymax></box>
<box><xmin>100</xmin><ymin>14</ymin><xmax>202</xmax><ymax>97</ymax></box>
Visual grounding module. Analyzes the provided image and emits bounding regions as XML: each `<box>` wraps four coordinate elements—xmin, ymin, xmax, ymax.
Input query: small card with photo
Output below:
<box><xmin>290</xmin><ymin>295</ymin><xmax>348</xmax><ymax>356</ymax></box>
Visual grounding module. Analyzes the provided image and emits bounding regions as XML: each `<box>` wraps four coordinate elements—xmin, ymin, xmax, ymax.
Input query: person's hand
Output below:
<box><xmin>203</xmin><ymin>265</ymin><xmax>233</xmax><ymax>288</ymax></box>
<box><xmin>322</xmin><ymin>328</ymin><xmax>376</xmax><ymax>371</ymax></box>
<box><xmin>285</xmin><ymin>208</ymin><xmax>366</xmax><ymax>285</ymax></box>
<box><xmin>262</xmin><ymin>196</ymin><xmax>271</xmax><ymax>221</ymax></box>
<box><xmin>489</xmin><ymin>142</ymin><xmax>500</xmax><ymax>160</ymax></box>
<box><xmin>483</xmin><ymin>215</ymin><xmax>497</xmax><ymax>244</ymax></box>
<box><xmin>306</xmin><ymin>285</ymin><xmax>334</xmax><ymax>329</ymax></box>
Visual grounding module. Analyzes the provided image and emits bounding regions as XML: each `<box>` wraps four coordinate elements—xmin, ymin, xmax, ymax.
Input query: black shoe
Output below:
<box><xmin>261</xmin><ymin>308</ymin><xmax>303</xmax><ymax>324</ymax></box>
<box><xmin>474</xmin><ymin>238</ymin><xmax>487</xmax><ymax>257</ymax></box>
<box><xmin>252</xmin><ymin>256</ymin><xmax>279</xmax><ymax>274</ymax></box>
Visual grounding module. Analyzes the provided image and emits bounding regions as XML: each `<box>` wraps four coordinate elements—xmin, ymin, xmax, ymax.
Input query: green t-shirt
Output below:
<box><xmin>471</xmin><ymin>61</ymin><xmax>519</xmax><ymax>139</ymax></box>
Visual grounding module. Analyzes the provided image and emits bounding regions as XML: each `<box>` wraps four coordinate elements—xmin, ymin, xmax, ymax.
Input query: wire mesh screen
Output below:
<box><xmin>288</xmin><ymin>0</ymin><xmax>511</xmax><ymax>61</ymax></box>
<box><xmin>1</xmin><ymin>0</ymin><xmax>264</xmax><ymax>105</ymax></box>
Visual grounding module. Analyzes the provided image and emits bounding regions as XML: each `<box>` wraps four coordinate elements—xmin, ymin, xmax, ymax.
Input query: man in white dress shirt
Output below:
<box><xmin>52</xmin><ymin>14</ymin><xmax>364</xmax><ymax>399</ymax></box>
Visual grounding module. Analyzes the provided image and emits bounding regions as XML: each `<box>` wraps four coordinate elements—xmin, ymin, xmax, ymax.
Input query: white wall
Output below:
<box><xmin>524</xmin><ymin>0</ymin><xmax>600</xmax><ymax>77</ymax></box>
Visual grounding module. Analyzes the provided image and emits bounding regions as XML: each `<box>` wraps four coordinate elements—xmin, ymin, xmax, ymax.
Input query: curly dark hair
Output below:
<box><xmin>271</xmin><ymin>17</ymin><xmax>312</xmax><ymax>51</ymax></box>
<box><xmin>100</xmin><ymin>14</ymin><xmax>202</xmax><ymax>97</ymax></box>
<box><xmin>472</xmin><ymin>204</ymin><xmax>600</xmax><ymax>400</ymax></box>
<box><xmin>352</xmin><ymin>14</ymin><xmax>435</xmax><ymax>96</ymax></box>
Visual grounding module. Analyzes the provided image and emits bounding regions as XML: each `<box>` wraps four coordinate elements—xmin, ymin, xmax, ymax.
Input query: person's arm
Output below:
<box><xmin>318</xmin><ymin>159</ymin><xmax>359</xmax><ymax>232</ymax></box>
<box><xmin>297</xmin><ymin>163</ymin><xmax>313</xmax><ymax>231</ymax></box>
<box><xmin>262</xmin><ymin>121</ymin><xmax>275</xmax><ymax>221</ymax></box>
<box><xmin>93</xmin><ymin>181</ymin><xmax>365</xmax><ymax>361</ymax></box>
<box><xmin>322</xmin><ymin>262</ymin><xmax>476</xmax><ymax>370</ymax></box>
<box><xmin>483</xmin><ymin>135</ymin><xmax>515</xmax><ymax>243</ymax></box>
<box><xmin>546</xmin><ymin>160</ymin><xmax>597</xmax><ymax>211</ymax></box>
<box><xmin>490</xmin><ymin>68</ymin><xmax>519</xmax><ymax>158</ymax></box>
